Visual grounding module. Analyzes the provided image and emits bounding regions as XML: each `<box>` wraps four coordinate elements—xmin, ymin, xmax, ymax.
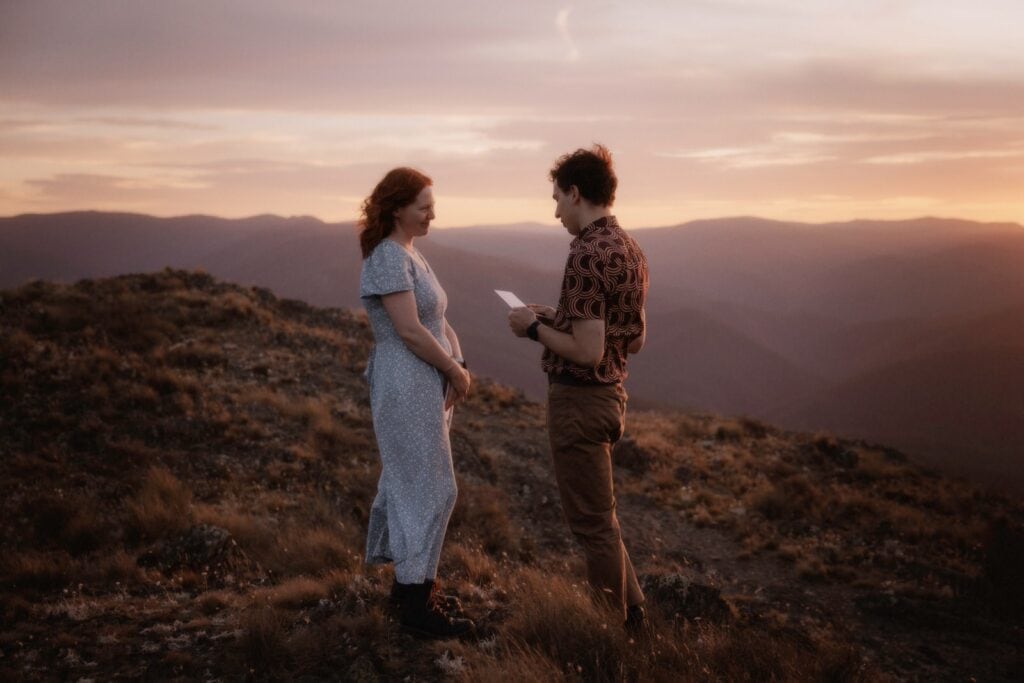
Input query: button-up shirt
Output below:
<box><xmin>542</xmin><ymin>215</ymin><xmax>649</xmax><ymax>384</ymax></box>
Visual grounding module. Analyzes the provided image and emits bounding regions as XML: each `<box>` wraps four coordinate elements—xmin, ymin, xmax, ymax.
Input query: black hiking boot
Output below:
<box><xmin>393</xmin><ymin>581</ymin><xmax>474</xmax><ymax>640</ymax></box>
<box><xmin>625</xmin><ymin>603</ymin><xmax>650</xmax><ymax>636</ymax></box>
<box><xmin>389</xmin><ymin>578</ymin><xmax>466</xmax><ymax>618</ymax></box>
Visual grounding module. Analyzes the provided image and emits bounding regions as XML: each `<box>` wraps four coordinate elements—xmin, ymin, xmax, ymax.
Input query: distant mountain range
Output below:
<box><xmin>2</xmin><ymin>210</ymin><xmax>1022</xmax><ymax>492</ymax></box>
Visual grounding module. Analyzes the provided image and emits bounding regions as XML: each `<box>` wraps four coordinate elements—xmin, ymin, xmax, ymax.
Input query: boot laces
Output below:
<box><xmin>426</xmin><ymin>583</ymin><xmax>447</xmax><ymax>615</ymax></box>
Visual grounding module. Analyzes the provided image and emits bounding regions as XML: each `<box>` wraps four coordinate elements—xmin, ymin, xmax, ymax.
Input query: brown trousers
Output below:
<box><xmin>547</xmin><ymin>381</ymin><xmax>645</xmax><ymax>621</ymax></box>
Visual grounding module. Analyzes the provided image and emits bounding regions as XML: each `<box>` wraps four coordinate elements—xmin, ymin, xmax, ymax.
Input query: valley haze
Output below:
<box><xmin>2</xmin><ymin>210</ymin><xmax>1022</xmax><ymax>496</ymax></box>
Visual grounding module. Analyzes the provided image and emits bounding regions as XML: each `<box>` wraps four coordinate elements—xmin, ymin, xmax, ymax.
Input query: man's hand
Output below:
<box><xmin>508</xmin><ymin>306</ymin><xmax>538</xmax><ymax>337</ymax></box>
<box><xmin>527</xmin><ymin>303</ymin><xmax>556</xmax><ymax>321</ymax></box>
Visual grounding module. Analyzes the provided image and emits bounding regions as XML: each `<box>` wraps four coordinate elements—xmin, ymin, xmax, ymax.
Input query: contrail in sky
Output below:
<box><xmin>556</xmin><ymin>7</ymin><xmax>580</xmax><ymax>62</ymax></box>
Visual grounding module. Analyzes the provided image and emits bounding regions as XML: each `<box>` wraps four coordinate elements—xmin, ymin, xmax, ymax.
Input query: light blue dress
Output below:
<box><xmin>360</xmin><ymin>238</ymin><xmax>457</xmax><ymax>583</ymax></box>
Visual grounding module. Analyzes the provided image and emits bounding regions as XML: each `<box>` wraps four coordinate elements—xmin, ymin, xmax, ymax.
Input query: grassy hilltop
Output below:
<box><xmin>0</xmin><ymin>269</ymin><xmax>1021</xmax><ymax>681</ymax></box>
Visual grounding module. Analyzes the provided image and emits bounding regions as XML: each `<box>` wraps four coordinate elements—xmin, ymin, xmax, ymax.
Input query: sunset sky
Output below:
<box><xmin>2</xmin><ymin>0</ymin><xmax>1023</xmax><ymax>228</ymax></box>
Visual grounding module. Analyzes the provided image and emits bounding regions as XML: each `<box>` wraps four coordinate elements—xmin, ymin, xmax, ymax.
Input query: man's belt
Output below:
<box><xmin>548</xmin><ymin>372</ymin><xmax>616</xmax><ymax>387</ymax></box>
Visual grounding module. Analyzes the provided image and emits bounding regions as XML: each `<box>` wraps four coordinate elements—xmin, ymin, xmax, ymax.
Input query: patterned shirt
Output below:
<box><xmin>542</xmin><ymin>215</ymin><xmax>649</xmax><ymax>384</ymax></box>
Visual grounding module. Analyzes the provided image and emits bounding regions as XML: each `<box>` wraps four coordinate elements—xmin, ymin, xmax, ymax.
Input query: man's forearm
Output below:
<box><xmin>536</xmin><ymin>324</ymin><xmax>601</xmax><ymax>368</ymax></box>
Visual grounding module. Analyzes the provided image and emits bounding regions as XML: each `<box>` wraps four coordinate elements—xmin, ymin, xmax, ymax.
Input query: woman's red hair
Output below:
<box><xmin>358</xmin><ymin>167</ymin><xmax>432</xmax><ymax>258</ymax></box>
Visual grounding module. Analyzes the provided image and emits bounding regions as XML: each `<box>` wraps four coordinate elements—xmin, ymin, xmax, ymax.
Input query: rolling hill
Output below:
<box><xmin>1</xmin><ymin>270</ymin><xmax>1021</xmax><ymax>680</ymax></box>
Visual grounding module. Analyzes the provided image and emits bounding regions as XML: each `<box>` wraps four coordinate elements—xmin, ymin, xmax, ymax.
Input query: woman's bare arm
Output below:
<box><xmin>443</xmin><ymin>318</ymin><xmax>463</xmax><ymax>360</ymax></box>
<box><xmin>381</xmin><ymin>291</ymin><xmax>470</xmax><ymax>400</ymax></box>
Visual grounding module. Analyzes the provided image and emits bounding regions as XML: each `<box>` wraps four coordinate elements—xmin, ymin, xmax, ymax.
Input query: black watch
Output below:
<box><xmin>526</xmin><ymin>320</ymin><xmax>541</xmax><ymax>341</ymax></box>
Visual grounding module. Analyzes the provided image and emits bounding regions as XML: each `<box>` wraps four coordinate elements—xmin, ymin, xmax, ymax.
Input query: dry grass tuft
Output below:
<box><xmin>194</xmin><ymin>505</ymin><xmax>356</xmax><ymax>578</ymax></box>
<box><xmin>239</xmin><ymin>604</ymin><xmax>292</xmax><ymax>673</ymax></box>
<box><xmin>458</xmin><ymin>648</ymin><xmax>564</xmax><ymax>681</ymax></box>
<box><xmin>255</xmin><ymin>576</ymin><xmax>329</xmax><ymax>609</ymax></box>
<box><xmin>165</xmin><ymin>340</ymin><xmax>226</xmax><ymax>369</ymax></box>
<box><xmin>450</xmin><ymin>482</ymin><xmax>525</xmax><ymax>558</ymax></box>
<box><xmin>279</xmin><ymin>527</ymin><xmax>359</xmax><ymax>577</ymax></box>
<box><xmin>0</xmin><ymin>550</ymin><xmax>75</xmax><ymax>591</ymax></box>
<box><xmin>712</xmin><ymin>418</ymin><xmax>746</xmax><ymax>442</ymax></box>
<box><xmin>125</xmin><ymin>467</ymin><xmax>193</xmax><ymax>541</ymax></box>
<box><xmin>746</xmin><ymin>474</ymin><xmax>824</xmax><ymax>522</ymax></box>
<box><xmin>444</xmin><ymin>543</ymin><xmax>498</xmax><ymax>586</ymax></box>
<box><xmin>695</xmin><ymin>622</ymin><xmax>871</xmax><ymax>682</ymax></box>
<box><xmin>501</xmin><ymin>569</ymin><xmax>634</xmax><ymax>681</ymax></box>
<box><xmin>197</xmin><ymin>590</ymin><xmax>233</xmax><ymax>615</ymax></box>
<box><xmin>85</xmin><ymin>549</ymin><xmax>146</xmax><ymax>585</ymax></box>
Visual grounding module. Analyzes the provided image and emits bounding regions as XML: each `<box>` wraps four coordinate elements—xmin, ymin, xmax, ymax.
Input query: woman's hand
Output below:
<box><xmin>444</xmin><ymin>363</ymin><xmax>471</xmax><ymax>409</ymax></box>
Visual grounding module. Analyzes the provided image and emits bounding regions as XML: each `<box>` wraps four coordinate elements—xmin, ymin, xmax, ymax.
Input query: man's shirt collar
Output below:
<box><xmin>579</xmin><ymin>215</ymin><xmax>618</xmax><ymax>237</ymax></box>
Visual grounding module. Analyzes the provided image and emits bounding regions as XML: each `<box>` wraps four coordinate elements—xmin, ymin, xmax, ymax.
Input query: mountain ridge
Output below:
<box><xmin>2</xmin><ymin>210</ymin><xmax>1022</xmax><ymax>496</ymax></box>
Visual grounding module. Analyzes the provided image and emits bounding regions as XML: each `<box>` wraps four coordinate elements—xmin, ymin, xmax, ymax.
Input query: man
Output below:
<box><xmin>508</xmin><ymin>144</ymin><xmax>649</xmax><ymax>630</ymax></box>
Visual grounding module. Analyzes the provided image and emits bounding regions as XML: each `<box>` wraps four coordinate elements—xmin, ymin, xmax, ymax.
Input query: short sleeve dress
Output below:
<box><xmin>359</xmin><ymin>238</ymin><xmax>457</xmax><ymax>584</ymax></box>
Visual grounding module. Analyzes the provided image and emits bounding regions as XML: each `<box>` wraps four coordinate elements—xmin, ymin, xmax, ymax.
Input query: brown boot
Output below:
<box><xmin>393</xmin><ymin>581</ymin><xmax>474</xmax><ymax>640</ymax></box>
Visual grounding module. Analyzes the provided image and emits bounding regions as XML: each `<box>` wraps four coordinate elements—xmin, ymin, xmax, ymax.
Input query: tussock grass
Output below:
<box><xmin>469</xmin><ymin>656</ymin><xmax>565</xmax><ymax>680</ymax></box>
<box><xmin>446</xmin><ymin>566</ymin><xmax>876</xmax><ymax>682</ymax></box>
<box><xmin>280</xmin><ymin>527</ymin><xmax>360</xmax><ymax>576</ymax></box>
<box><xmin>746</xmin><ymin>473</ymin><xmax>824</xmax><ymax>522</ymax></box>
<box><xmin>450</xmin><ymin>481</ymin><xmax>525</xmax><ymax>557</ymax></box>
<box><xmin>692</xmin><ymin>621</ymin><xmax>870</xmax><ymax>682</ymax></box>
<box><xmin>125</xmin><ymin>467</ymin><xmax>193</xmax><ymax>541</ymax></box>
<box><xmin>240</xmin><ymin>603</ymin><xmax>292</xmax><ymax>673</ymax></box>
<box><xmin>255</xmin><ymin>576</ymin><xmax>329</xmax><ymax>609</ymax></box>
<box><xmin>164</xmin><ymin>339</ymin><xmax>226</xmax><ymax>369</ymax></box>
<box><xmin>194</xmin><ymin>505</ymin><xmax>357</xmax><ymax>578</ymax></box>
<box><xmin>498</xmin><ymin>569</ymin><xmax>640</xmax><ymax>681</ymax></box>
<box><xmin>444</xmin><ymin>543</ymin><xmax>499</xmax><ymax>586</ymax></box>
<box><xmin>197</xmin><ymin>590</ymin><xmax>234</xmax><ymax>615</ymax></box>
<box><xmin>0</xmin><ymin>549</ymin><xmax>75</xmax><ymax>591</ymax></box>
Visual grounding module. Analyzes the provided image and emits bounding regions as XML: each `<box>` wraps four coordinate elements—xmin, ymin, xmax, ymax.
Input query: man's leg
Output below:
<box><xmin>614</xmin><ymin>383</ymin><xmax>646</xmax><ymax>609</ymax></box>
<box><xmin>622</xmin><ymin>540</ymin><xmax>644</xmax><ymax>608</ymax></box>
<box><xmin>547</xmin><ymin>383</ymin><xmax>644</xmax><ymax>621</ymax></box>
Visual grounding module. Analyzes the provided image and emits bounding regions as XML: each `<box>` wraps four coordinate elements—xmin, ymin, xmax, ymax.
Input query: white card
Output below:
<box><xmin>494</xmin><ymin>289</ymin><xmax>526</xmax><ymax>308</ymax></box>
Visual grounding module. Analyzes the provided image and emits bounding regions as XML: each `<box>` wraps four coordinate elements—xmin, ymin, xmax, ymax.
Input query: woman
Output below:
<box><xmin>358</xmin><ymin>167</ymin><xmax>473</xmax><ymax>639</ymax></box>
